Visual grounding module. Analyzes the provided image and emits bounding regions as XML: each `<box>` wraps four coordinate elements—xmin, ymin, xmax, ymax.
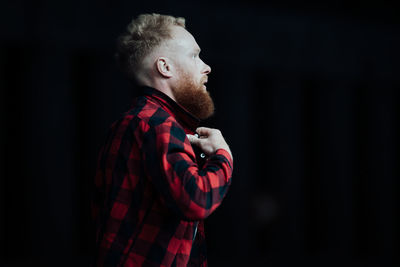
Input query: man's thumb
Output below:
<box><xmin>186</xmin><ymin>134</ymin><xmax>201</xmax><ymax>145</ymax></box>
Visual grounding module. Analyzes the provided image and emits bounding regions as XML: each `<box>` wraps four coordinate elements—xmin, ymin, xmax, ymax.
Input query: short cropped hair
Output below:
<box><xmin>115</xmin><ymin>13</ymin><xmax>186</xmax><ymax>81</ymax></box>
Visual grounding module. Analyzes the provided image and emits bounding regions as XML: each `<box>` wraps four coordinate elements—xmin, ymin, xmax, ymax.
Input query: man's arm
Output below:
<box><xmin>142</xmin><ymin>119</ymin><xmax>233</xmax><ymax>221</ymax></box>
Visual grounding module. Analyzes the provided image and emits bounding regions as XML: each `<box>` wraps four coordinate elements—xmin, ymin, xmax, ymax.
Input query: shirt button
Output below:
<box><xmin>200</xmin><ymin>153</ymin><xmax>206</xmax><ymax>158</ymax></box>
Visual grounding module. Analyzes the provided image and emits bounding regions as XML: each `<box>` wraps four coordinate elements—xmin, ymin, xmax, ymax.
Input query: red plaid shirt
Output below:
<box><xmin>92</xmin><ymin>86</ymin><xmax>233</xmax><ymax>267</ymax></box>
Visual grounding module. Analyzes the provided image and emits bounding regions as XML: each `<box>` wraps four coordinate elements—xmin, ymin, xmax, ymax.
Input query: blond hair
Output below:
<box><xmin>115</xmin><ymin>13</ymin><xmax>186</xmax><ymax>81</ymax></box>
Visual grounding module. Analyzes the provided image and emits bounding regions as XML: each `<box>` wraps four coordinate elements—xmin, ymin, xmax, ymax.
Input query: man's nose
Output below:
<box><xmin>203</xmin><ymin>63</ymin><xmax>211</xmax><ymax>74</ymax></box>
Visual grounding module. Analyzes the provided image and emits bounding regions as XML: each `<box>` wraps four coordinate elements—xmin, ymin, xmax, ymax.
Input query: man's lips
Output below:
<box><xmin>202</xmin><ymin>79</ymin><xmax>208</xmax><ymax>89</ymax></box>
<box><xmin>201</xmin><ymin>76</ymin><xmax>208</xmax><ymax>90</ymax></box>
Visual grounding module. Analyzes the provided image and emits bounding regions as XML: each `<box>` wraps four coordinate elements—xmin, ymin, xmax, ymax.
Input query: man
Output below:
<box><xmin>92</xmin><ymin>13</ymin><xmax>233</xmax><ymax>267</ymax></box>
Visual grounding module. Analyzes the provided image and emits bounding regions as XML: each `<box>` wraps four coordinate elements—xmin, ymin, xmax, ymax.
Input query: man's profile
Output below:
<box><xmin>92</xmin><ymin>13</ymin><xmax>233</xmax><ymax>267</ymax></box>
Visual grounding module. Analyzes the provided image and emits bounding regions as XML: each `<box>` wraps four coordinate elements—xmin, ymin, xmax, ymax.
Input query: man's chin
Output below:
<box><xmin>172</xmin><ymin>84</ymin><xmax>215</xmax><ymax>120</ymax></box>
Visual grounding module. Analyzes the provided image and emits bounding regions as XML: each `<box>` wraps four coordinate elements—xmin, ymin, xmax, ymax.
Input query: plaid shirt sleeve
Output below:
<box><xmin>142</xmin><ymin>110</ymin><xmax>233</xmax><ymax>221</ymax></box>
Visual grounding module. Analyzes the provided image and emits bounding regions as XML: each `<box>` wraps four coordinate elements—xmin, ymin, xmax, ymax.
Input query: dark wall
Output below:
<box><xmin>1</xmin><ymin>1</ymin><xmax>399</xmax><ymax>266</ymax></box>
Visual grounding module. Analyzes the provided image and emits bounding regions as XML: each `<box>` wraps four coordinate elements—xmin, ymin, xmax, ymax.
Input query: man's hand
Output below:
<box><xmin>187</xmin><ymin>127</ymin><xmax>232</xmax><ymax>160</ymax></box>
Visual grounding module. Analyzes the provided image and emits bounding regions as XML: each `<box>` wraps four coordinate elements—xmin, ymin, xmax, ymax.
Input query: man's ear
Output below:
<box><xmin>156</xmin><ymin>57</ymin><xmax>173</xmax><ymax>78</ymax></box>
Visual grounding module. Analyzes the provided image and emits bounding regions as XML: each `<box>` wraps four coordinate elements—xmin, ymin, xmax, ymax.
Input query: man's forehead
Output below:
<box><xmin>168</xmin><ymin>26</ymin><xmax>199</xmax><ymax>51</ymax></box>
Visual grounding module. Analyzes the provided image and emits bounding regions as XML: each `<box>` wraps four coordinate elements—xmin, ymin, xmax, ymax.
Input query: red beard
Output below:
<box><xmin>171</xmin><ymin>70</ymin><xmax>215</xmax><ymax>120</ymax></box>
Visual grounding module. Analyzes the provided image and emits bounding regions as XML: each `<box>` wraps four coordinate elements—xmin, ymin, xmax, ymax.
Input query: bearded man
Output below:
<box><xmin>92</xmin><ymin>13</ymin><xmax>233</xmax><ymax>267</ymax></box>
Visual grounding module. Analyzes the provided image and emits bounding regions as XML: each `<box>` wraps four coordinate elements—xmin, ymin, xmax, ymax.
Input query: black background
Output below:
<box><xmin>1</xmin><ymin>0</ymin><xmax>399</xmax><ymax>266</ymax></box>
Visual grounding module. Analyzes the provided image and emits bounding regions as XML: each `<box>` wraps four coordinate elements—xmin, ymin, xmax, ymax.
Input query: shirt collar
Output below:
<box><xmin>138</xmin><ymin>86</ymin><xmax>201</xmax><ymax>133</ymax></box>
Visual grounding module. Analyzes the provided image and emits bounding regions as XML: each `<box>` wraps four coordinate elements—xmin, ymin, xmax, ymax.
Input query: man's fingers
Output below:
<box><xmin>195</xmin><ymin>127</ymin><xmax>213</xmax><ymax>137</ymax></box>
<box><xmin>187</xmin><ymin>134</ymin><xmax>201</xmax><ymax>146</ymax></box>
<box><xmin>188</xmin><ymin>128</ymin><xmax>231</xmax><ymax>157</ymax></box>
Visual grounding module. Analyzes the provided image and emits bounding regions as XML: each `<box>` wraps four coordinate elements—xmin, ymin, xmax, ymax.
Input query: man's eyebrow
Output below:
<box><xmin>194</xmin><ymin>48</ymin><xmax>201</xmax><ymax>53</ymax></box>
